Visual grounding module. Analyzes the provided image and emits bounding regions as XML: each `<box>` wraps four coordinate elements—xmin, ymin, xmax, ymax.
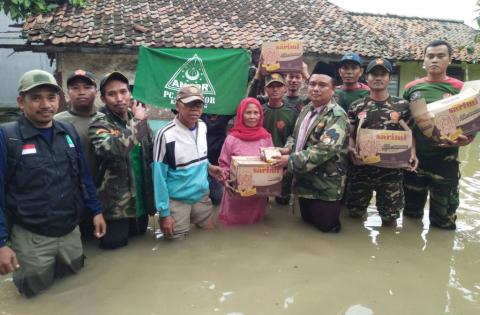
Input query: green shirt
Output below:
<box><xmin>282</xmin><ymin>95</ymin><xmax>310</xmax><ymax>113</ymax></box>
<box><xmin>262</xmin><ymin>103</ymin><xmax>298</xmax><ymax>147</ymax></box>
<box><xmin>54</xmin><ymin>109</ymin><xmax>105</xmax><ymax>176</ymax></box>
<box><xmin>335</xmin><ymin>83</ymin><xmax>370</xmax><ymax>112</ymax></box>
<box><xmin>403</xmin><ymin>77</ymin><xmax>463</xmax><ymax>158</ymax></box>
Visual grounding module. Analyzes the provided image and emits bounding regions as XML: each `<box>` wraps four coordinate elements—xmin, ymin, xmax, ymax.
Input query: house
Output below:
<box><xmin>0</xmin><ymin>12</ymin><xmax>53</xmax><ymax>121</ymax></box>
<box><xmin>13</xmin><ymin>0</ymin><xmax>480</xmax><ymax>98</ymax></box>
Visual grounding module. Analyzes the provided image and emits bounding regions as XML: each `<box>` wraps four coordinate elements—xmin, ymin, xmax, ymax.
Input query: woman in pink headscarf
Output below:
<box><xmin>218</xmin><ymin>97</ymin><xmax>273</xmax><ymax>225</ymax></box>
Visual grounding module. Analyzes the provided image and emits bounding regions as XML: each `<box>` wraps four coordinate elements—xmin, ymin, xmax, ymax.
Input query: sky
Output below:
<box><xmin>330</xmin><ymin>0</ymin><xmax>479</xmax><ymax>29</ymax></box>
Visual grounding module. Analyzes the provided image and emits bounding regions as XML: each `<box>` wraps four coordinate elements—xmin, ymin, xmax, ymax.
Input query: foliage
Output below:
<box><xmin>0</xmin><ymin>0</ymin><xmax>86</xmax><ymax>21</ymax></box>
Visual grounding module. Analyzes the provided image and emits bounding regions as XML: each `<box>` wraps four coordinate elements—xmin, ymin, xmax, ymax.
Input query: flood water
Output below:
<box><xmin>1</xmin><ymin>139</ymin><xmax>480</xmax><ymax>315</ymax></box>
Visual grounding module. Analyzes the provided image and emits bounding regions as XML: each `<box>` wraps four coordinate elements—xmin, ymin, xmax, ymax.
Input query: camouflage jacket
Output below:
<box><xmin>285</xmin><ymin>100</ymin><xmax>349</xmax><ymax>200</ymax></box>
<box><xmin>89</xmin><ymin>107</ymin><xmax>154</xmax><ymax>220</ymax></box>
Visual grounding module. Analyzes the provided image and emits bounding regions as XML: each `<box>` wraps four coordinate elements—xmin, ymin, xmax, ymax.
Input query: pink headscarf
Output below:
<box><xmin>229</xmin><ymin>97</ymin><xmax>271</xmax><ymax>141</ymax></box>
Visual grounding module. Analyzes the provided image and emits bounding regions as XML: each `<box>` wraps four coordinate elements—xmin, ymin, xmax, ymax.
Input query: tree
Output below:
<box><xmin>0</xmin><ymin>0</ymin><xmax>86</xmax><ymax>21</ymax></box>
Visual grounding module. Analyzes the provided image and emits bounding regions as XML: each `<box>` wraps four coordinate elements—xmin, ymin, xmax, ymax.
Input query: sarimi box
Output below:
<box><xmin>230</xmin><ymin>156</ymin><xmax>283</xmax><ymax>197</ymax></box>
<box><xmin>355</xmin><ymin>129</ymin><xmax>413</xmax><ymax>168</ymax></box>
<box><xmin>410</xmin><ymin>81</ymin><xmax>480</xmax><ymax>142</ymax></box>
<box><xmin>260</xmin><ymin>41</ymin><xmax>303</xmax><ymax>74</ymax></box>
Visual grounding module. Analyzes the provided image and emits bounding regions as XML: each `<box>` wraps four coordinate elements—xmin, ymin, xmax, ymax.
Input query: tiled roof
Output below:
<box><xmin>22</xmin><ymin>0</ymin><xmax>478</xmax><ymax>61</ymax></box>
<box><xmin>22</xmin><ymin>0</ymin><xmax>388</xmax><ymax>56</ymax></box>
<box><xmin>350</xmin><ymin>13</ymin><xmax>478</xmax><ymax>62</ymax></box>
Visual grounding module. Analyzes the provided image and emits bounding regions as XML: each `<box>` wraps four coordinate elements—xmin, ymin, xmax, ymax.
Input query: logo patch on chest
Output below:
<box><xmin>22</xmin><ymin>144</ymin><xmax>37</xmax><ymax>155</ymax></box>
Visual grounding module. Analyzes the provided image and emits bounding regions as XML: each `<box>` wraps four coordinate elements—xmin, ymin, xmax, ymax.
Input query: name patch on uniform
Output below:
<box><xmin>65</xmin><ymin>134</ymin><xmax>75</xmax><ymax>148</ymax></box>
<box><xmin>22</xmin><ymin>144</ymin><xmax>37</xmax><ymax>155</ymax></box>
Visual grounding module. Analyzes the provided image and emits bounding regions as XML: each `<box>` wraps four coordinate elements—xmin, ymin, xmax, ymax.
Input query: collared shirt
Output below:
<box><xmin>295</xmin><ymin>101</ymin><xmax>330</xmax><ymax>152</ymax></box>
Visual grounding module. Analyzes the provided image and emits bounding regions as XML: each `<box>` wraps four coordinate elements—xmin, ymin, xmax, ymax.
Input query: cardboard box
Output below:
<box><xmin>260</xmin><ymin>41</ymin><xmax>303</xmax><ymax>74</ymax></box>
<box><xmin>260</xmin><ymin>147</ymin><xmax>282</xmax><ymax>163</ymax></box>
<box><xmin>410</xmin><ymin>81</ymin><xmax>480</xmax><ymax>142</ymax></box>
<box><xmin>230</xmin><ymin>156</ymin><xmax>283</xmax><ymax>197</ymax></box>
<box><xmin>355</xmin><ymin>129</ymin><xmax>413</xmax><ymax>168</ymax></box>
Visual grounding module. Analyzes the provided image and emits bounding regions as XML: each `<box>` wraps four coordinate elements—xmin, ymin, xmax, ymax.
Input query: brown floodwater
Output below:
<box><xmin>1</xmin><ymin>139</ymin><xmax>480</xmax><ymax>315</ymax></box>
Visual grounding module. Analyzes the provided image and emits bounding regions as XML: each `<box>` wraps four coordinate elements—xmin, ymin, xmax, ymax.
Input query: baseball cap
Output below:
<box><xmin>67</xmin><ymin>69</ymin><xmax>97</xmax><ymax>86</ymax></box>
<box><xmin>176</xmin><ymin>84</ymin><xmax>204</xmax><ymax>103</ymax></box>
<box><xmin>366</xmin><ymin>58</ymin><xmax>393</xmax><ymax>74</ymax></box>
<box><xmin>265</xmin><ymin>73</ymin><xmax>285</xmax><ymax>87</ymax></box>
<box><xmin>339</xmin><ymin>52</ymin><xmax>362</xmax><ymax>66</ymax></box>
<box><xmin>99</xmin><ymin>72</ymin><xmax>129</xmax><ymax>94</ymax></box>
<box><xmin>18</xmin><ymin>69</ymin><xmax>62</xmax><ymax>93</ymax></box>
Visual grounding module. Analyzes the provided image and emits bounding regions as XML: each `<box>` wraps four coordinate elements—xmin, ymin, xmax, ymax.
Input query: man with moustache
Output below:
<box><xmin>335</xmin><ymin>52</ymin><xmax>370</xmax><ymax>112</ymax></box>
<box><xmin>272</xmin><ymin>66</ymin><xmax>349</xmax><ymax>232</ymax></box>
<box><xmin>0</xmin><ymin>70</ymin><xmax>106</xmax><ymax>297</ymax></box>
<box><xmin>89</xmin><ymin>72</ymin><xmax>154</xmax><ymax>249</ymax></box>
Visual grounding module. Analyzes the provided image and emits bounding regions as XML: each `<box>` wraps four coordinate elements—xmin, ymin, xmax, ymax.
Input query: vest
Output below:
<box><xmin>0</xmin><ymin>116</ymin><xmax>85</xmax><ymax>237</ymax></box>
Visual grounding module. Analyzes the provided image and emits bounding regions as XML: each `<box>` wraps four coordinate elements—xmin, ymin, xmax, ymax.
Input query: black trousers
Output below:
<box><xmin>100</xmin><ymin>214</ymin><xmax>149</xmax><ymax>249</ymax></box>
<box><xmin>298</xmin><ymin>198</ymin><xmax>341</xmax><ymax>233</ymax></box>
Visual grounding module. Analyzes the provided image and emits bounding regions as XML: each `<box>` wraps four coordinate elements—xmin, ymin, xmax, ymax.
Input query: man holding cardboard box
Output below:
<box><xmin>272</xmin><ymin>68</ymin><xmax>349</xmax><ymax>233</ymax></box>
<box><xmin>344</xmin><ymin>58</ymin><xmax>417</xmax><ymax>226</ymax></box>
<box><xmin>403</xmin><ymin>40</ymin><xmax>473</xmax><ymax>230</ymax></box>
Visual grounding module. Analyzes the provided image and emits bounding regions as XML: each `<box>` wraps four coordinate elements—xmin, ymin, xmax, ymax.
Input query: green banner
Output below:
<box><xmin>133</xmin><ymin>47</ymin><xmax>250</xmax><ymax>115</ymax></box>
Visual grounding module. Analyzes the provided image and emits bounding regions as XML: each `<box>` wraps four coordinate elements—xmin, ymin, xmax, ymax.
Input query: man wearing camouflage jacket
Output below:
<box><xmin>273</xmin><ymin>71</ymin><xmax>349</xmax><ymax>233</ymax></box>
<box><xmin>89</xmin><ymin>72</ymin><xmax>154</xmax><ymax>249</ymax></box>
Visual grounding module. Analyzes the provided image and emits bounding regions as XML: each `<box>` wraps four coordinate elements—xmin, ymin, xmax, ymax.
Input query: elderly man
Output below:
<box><xmin>273</xmin><ymin>67</ymin><xmax>349</xmax><ymax>232</ymax></box>
<box><xmin>403</xmin><ymin>40</ymin><xmax>474</xmax><ymax>229</ymax></box>
<box><xmin>0</xmin><ymin>70</ymin><xmax>106</xmax><ymax>297</ymax></box>
<box><xmin>153</xmin><ymin>84</ymin><xmax>225</xmax><ymax>240</ymax></box>
<box><xmin>89</xmin><ymin>72</ymin><xmax>154</xmax><ymax>249</ymax></box>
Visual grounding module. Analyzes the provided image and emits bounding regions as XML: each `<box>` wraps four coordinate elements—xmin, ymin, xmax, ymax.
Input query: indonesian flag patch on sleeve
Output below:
<box><xmin>22</xmin><ymin>144</ymin><xmax>37</xmax><ymax>155</ymax></box>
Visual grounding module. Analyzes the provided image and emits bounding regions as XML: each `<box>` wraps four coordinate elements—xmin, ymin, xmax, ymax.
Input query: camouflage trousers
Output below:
<box><xmin>403</xmin><ymin>155</ymin><xmax>460</xmax><ymax>229</ymax></box>
<box><xmin>344</xmin><ymin>165</ymin><xmax>404</xmax><ymax>221</ymax></box>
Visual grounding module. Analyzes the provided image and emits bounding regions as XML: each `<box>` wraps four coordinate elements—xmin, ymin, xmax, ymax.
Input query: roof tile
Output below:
<box><xmin>22</xmin><ymin>0</ymin><xmax>478</xmax><ymax>61</ymax></box>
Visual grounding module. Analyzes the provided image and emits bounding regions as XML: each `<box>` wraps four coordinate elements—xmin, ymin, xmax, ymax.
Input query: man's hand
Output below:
<box><xmin>93</xmin><ymin>213</ymin><xmax>107</xmax><ymax>238</ymax></box>
<box><xmin>348</xmin><ymin>146</ymin><xmax>362</xmax><ymax>165</ymax></box>
<box><xmin>224</xmin><ymin>180</ymin><xmax>236</xmax><ymax>193</ymax></box>
<box><xmin>278</xmin><ymin>147</ymin><xmax>291</xmax><ymax>155</ymax></box>
<box><xmin>160</xmin><ymin>216</ymin><xmax>176</xmax><ymax>238</ymax></box>
<box><xmin>271</xmin><ymin>155</ymin><xmax>289</xmax><ymax>168</ymax></box>
<box><xmin>406</xmin><ymin>153</ymin><xmax>419</xmax><ymax>172</ymax></box>
<box><xmin>254</xmin><ymin>55</ymin><xmax>265</xmax><ymax>80</ymax></box>
<box><xmin>438</xmin><ymin>134</ymin><xmax>474</xmax><ymax>147</ymax></box>
<box><xmin>208</xmin><ymin>164</ymin><xmax>227</xmax><ymax>182</ymax></box>
<box><xmin>131</xmin><ymin>100</ymin><xmax>148</xmax><ymax>120</ymax></box>
<box><xmin>301</xmin><ymin>62</ymin><xmax>310</xmax><ymax>80</ymax></box>
<box><xmin>0</xmin><ymin>246</ymin><xmax>19</xmax><ymax>275</ymax></box>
